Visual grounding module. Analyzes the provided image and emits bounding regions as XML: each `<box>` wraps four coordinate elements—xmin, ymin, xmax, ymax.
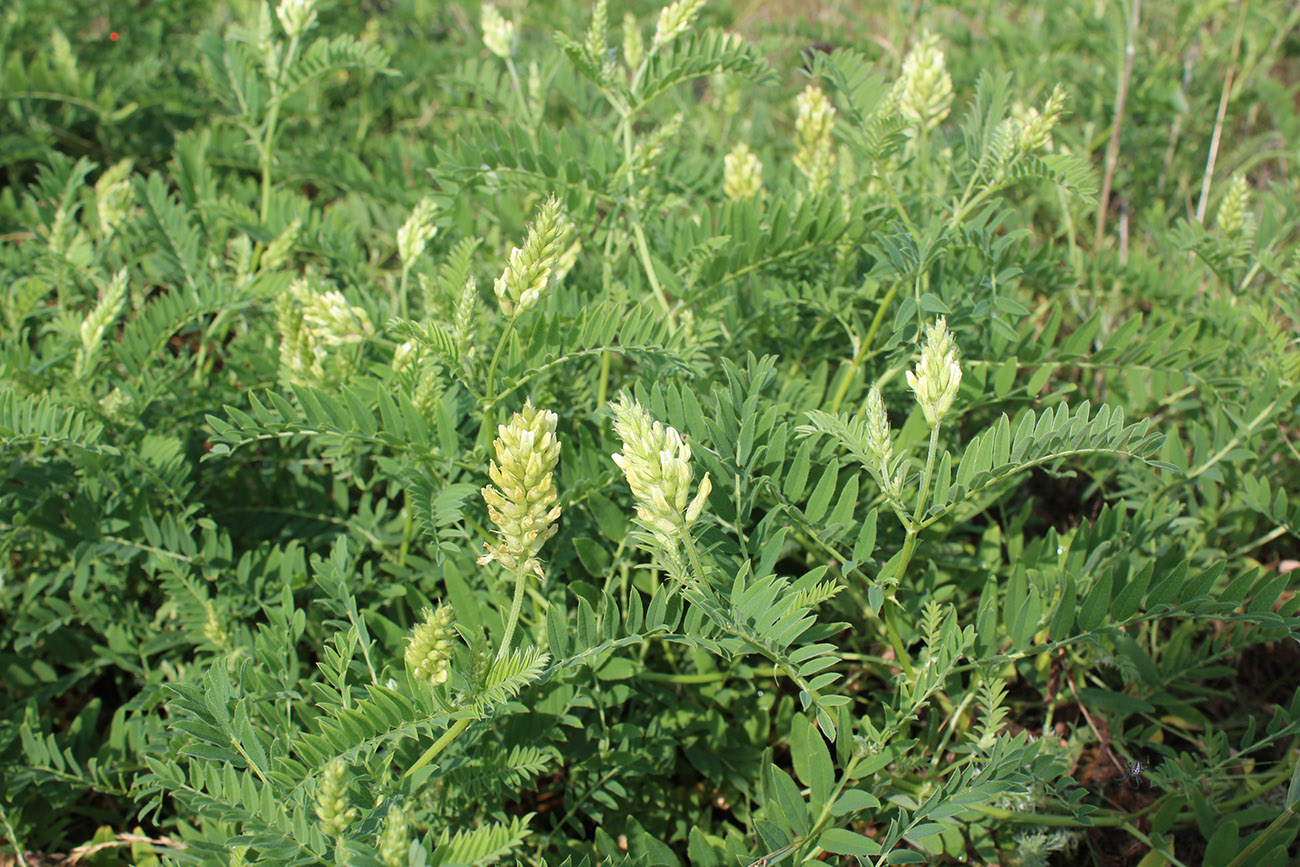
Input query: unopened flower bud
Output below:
<box><xmin>1216</xmin><ymin>174</ymin><xmax>1253</xmax><ymax>239</ymax></box>
<box><xmin>262</xmin><ymin>218</ymin><xmax>302</xmax><ymax>271</ymax></box>
<box><xmin>1015</xmin><ymin>85</ymin><xmax>1066</xmax><ymax>155</ymax></box>
<box><xmin>378</xmin><ymin>806</ymin><xmax>411</xmax><ymax>867</ymax></box>
<box><xmin>294</xmin><ymin>282</ymin><xmax>374</xmax><ymax>346</ymax></box>
<box><xmin>392</xmin><ymin>341</ymin><xmax>416</xmax><ymax>372</ymax></box>
<box><xmin>94</xmin><ymin>159</ymin><xmax>134</xmax><ymax>239</ymax></box>
<box><xmin>623</xmin><ymin>12</ymin><xmax>644</xmax><ymax>70</ymax></box>
<box><xmin>80</xmin><ymin>269</ymin><xmax>128</xmax><ymax>351</ymax></box>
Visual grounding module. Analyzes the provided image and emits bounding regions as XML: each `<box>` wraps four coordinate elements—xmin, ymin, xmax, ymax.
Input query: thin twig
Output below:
<box><xmin>1065</xmin><ymin>666</ymin><xmax>1128</xmax><ymax>777</ymax></box>
<box><xmin>1094</xmin><ymin>0</ymin><xmax>1140</xmax><ymax>252</ymax></box>
<box><xmin>67</xmin><ymin>833</ymin><xmax>187</xmax><ymax>864</ymax></box>
<box><xmin>1193</xmin><ymin>0</ymin><xmax>1249</xmax><ymax>224</ymax></box>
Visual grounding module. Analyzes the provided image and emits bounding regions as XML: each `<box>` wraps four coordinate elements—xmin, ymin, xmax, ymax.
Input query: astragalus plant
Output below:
<box><xmin>1</xmin><ymin>0</ymin><xmax>1299</xmax><ymax>865</ymax></box>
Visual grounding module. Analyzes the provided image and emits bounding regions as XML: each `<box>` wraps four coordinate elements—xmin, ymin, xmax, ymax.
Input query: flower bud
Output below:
<box><xmin>277</xmin><ymin>281</ymin><xmax>373</xmax><ymax>386</ymax></box>
<box><xmin>898</xmin><ymin>31</ymin><xmax>953</xmax><ymax>132</ymax></box>
<box><xmin>405</xmin><ymin>605</ymin><xmax>456</xmax><ymax>686</ymax></box>
<box><xmin>94</xmin><ymin>159</ymin><xmax>134</xmax><ymax>239</ymax></box>
<box><xmin>294</xmin><ymin>282</ymin><xmax>374</xmax><ymax>346</ymax></box>
<box><xmin>623</xmin><ymin>12</ymin><xmax>644</xmax><ymax>70</ymax></box>
<box><xmin>392</xmin><ymin>340</ymin><xmax>416</xmax><ymax>372</ymax></box>
<box><xmin>905</xmin><ymin>316</ymin><xmax>962</xmax><ymax>426</ymax></box>
<box><xmin>80</xmin><ymin>269</ymin><xmax>128</xmax><ymax>351</ymax></box>
<box><xmin>723</xmin><ymin>142</ymin><xmax>763</xmax><ymax>201</ymax></box>
<box><xmin>261</xmin><ymin>218</ymin><xmax>302</xmax><ymax>272</ymax></box>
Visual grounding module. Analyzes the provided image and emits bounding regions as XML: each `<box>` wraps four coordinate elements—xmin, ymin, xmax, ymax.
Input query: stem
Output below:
<box><xmin>1093</xmin><ymin>0</ymin><xmax>1138</xmax><ymax>251</ymax></box>
<box><xmin>828</xmin><ymin>281</ymin><xmax>903</xmax><ymax>414</ymax></box>
<box><xmin>404</xmin><ymin>717</ymin><xmax>471</xmax><ymax>779</ymax></box>
<box><xmin>398</xmin><ymin>264</ymin><xmax>410</xmax><ymax>320</ymax></box>
<box><xmin>497</xmin><ymin>562</ymin><xmax>529</xmax><ymax>661</ymax></box>
<box><xmin>1224</xmin><ymin>805</ymin><xmax>1297</xmax><ymax>867</ymax></box>
<box><xmin>1193</xmin><ymin>0</ymin><xmax>1248</xmax><ymax>224</ymax></box>
<box><xmin>793</xmin><ymin>750</ymin><xmax>866</xmax><ymax>863</ymax></box>
<box><xmin>260</xmin><ymin>34</ymin><xmax>301</xmax><ymax>224</ymax></box>
<box><xmin>619</xmin><ymin>107</ymin><xmax>673</xmax><ymax>318</ymax></box>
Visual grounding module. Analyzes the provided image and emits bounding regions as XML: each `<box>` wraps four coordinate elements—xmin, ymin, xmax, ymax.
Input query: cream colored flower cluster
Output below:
<box><xmin>609</xmin><ymin>394</ymin><xmax>712</xmax><ymax>541</ymax></box>
<box><xmin>653</xmin><ymin>0</ymin><xmax>705</xmax><ymax>51</ymax></box>
<box><xmin>481</xmin><ymin>3</ymin><xmax>517</xmax><ymax>59</ymax></box>
<box><xmin>276</xmin><ymin>0</ymin><xmax>318</xmax><ymax>39</ymax></box>
<box><xmin>276</xmin><ymin>279</ymin><xmax>374</xmax><ymax>386</ymax></box>
<box><xmin>478</xmin><ymin>400</ymin><xmax>563</xmax><ymax>578</ymax></box>
<box><xmin>723</xmin><ymin>143</ymin><xmax>763</xmax><ymax>201</ymax></box>
<box><xmin>906</xmin><ymin>316</ymin><xmax>962</xmax><ymax>427</ymax></box>
<box><xmin>793</xmin><ymin>85</ymin><xmax>837</xmax><ymax>196</ymax></box>
<box><xmin>397</xmin><ymin>196</ymin><xmax>439</xmax><ymax>267</ymax></box>
<box><xmin>493</xmin><ymin>197</ymin><xmax>574</xmax><ymax>316</ymax></box>
<box><xmin>897</xmin><ymin>31</ymin><xmax>953</xmax><ymax>132</ymax></box>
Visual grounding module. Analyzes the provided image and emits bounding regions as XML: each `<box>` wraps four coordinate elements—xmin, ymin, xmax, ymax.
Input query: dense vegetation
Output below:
<box><xmin>2</xmin><ymin>0</ymin><xmax>1299</xmax><ymax>864</ymax></box>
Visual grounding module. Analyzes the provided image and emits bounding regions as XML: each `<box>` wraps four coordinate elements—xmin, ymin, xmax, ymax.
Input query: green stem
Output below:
<box><xmin>596</xmin><ymin>349</ymin><xmax>612</xmax><ymax>406</ymax></box>
<box><xmin>260</xmin><ymin>34</ymin><xmax>301</xmax><ymax>224</ymax></box>
<box><xmin>497</xmin><ymin>562</ymin><xmax>529</xmax><ymax>661</ymax></box>
<box><xmin>793</xmin><ymin>750</ymin><xmax>866</xmax><ymax>863</ymax></box>
<box><xmin>1224</xmin><ymin>805</ymin><xmax>1296</xmax><ymax>867</ymax></box>
<box><xmin>620</xmin><ymin>108</ymin><xmax>672</xmax><ymax>318</ymax></box>
<box><xmin>641</xmin><ymin>666</ymin><xmax>777</xmax><ymax>684</ymax></box>
<box><xmin>398</xmin><ymin>264</ymin><xmax>410</xmax><ymax>320</ymax></box>
<box><xmin>828</xmin><ymin>280</ymin><xmax>902</xmax><ymax>414</ymax></box>
<box><xmin>405</xmin><ymin>717</ymin><xmax>471</xmax><ymax>779</ymax></box>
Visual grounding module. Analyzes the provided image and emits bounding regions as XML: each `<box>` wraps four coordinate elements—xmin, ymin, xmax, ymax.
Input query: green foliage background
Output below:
<box><xmin>2</xmin><ymin>0</ymin><xmax>1299</xmax><ymax>864</ymax></box>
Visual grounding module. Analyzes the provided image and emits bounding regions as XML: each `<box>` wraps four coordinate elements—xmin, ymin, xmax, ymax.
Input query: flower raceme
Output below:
<box><xmin>865</xmin><ymin>387</ymin><xmax>904</xmax><ymax>500</ymax></box>
<box><xmin>315</xmin><ymin>757</ymin><xmax>358</xmax><ymax>837</ymax></box>
<box><xmin>397</xmin><ymin>196</ymin><xmax>438</xmax><ymax>267</ymax></box>
<box><xmin>478</xmin><ymin>400</ymin><xmax>562</xmax><ymax>578</ymax></box>
<box><xmin>906</xmin><ymin>316</ymin><xmax>963</xmax><ymax>426</ymax></box>
<box><xmin>481</xmin><ymin>3</ymin><xmax>517</xmax><ymax>60</ymax></box>
<box><xmin>493</xmin><ymin>197</ymin><xmax>574</xmax><ymax>316</ymax></box>
<box><xmin>793</xmin><ymin>85</ymin><xmax>836</xmax><ymax>196</ymax></box>
<box><xmin>897</xmin><ymin>30</ymin><xmax>953</xmax><ymax>132</ymax></box>
<box><xmin>723</xmin><ymin>142</ymin><xmax>763</xmax><ymax>201</ymax></box>
<box><xmin>609</xmin><ymin>395</ymin><xmax>711</xmax><ymax>539</ymax></box>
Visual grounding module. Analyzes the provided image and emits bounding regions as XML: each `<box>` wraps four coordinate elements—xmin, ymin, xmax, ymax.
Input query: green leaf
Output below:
<box><xmin>790</xmin><ymin>713</ymin><xmax>834</xmax><ymax>808</ymax></box>
<box><xmin>818</xmin><ymin>828</ymin><xmax>881</xmax><ymax>856</ymax></box>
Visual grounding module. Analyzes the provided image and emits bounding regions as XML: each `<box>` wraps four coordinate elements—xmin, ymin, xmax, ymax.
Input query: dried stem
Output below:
<box><xmin>1094</xmin><ymin>0</ymin><xmax>1139</xmax><ymax>252</ymax></box>
<box><xmin>1194</xmin><ymin>0</ymin><xmax>1249</xmax><ymax>224</ymax></box>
